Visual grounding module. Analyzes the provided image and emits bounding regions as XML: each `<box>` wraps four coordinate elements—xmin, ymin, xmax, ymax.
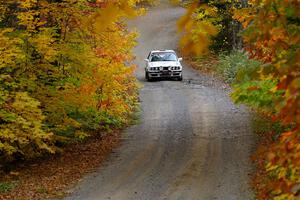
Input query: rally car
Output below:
<box><xmin>144</xmin><ymin>50</ymin><xmax>183</xmax><ymax>81</ymax></box>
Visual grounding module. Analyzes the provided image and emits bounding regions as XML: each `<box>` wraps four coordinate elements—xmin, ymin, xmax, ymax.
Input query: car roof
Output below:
<box><xmin>150</xmin><ymin>50</ymin><xmax>176</xmax><ymax>54</ymax></box>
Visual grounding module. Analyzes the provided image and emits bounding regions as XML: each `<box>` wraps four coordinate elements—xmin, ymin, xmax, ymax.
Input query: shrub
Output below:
<box><xmin>217</xmin><ymin>51</ymin><xmax>283</xmax><ymax>114</ymax></box>
<box><xmin>217</xmin><ymin>51</ymin><xmax>261</xmax><ymax>84</ymax></box>
<box><xmin>0</xmin><ymin>182</ymin><xmax>17</xmax><ymax>194</ymax></box>
<box><xmin>231</xmin><ymin>80</ymin><xmax>280</xmax><ymax>114</ymax></box>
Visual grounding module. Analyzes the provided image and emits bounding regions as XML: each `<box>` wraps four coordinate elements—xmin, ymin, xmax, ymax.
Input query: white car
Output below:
<box><xmin>144</xmin><ymin>50</ymin><xmax>183</xmax><ymax>81</ymax></box>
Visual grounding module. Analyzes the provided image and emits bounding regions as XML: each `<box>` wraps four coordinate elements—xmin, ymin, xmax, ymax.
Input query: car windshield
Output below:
<box><xmin>150</xmin><ymin>52</ymin><xmax>177</xmax><ymax>62</ymax></box>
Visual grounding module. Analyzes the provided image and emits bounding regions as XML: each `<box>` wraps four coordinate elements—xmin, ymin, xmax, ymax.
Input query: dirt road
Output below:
<box><xmin>66</xmin><ymin>2</ymin><xmax>255</xmax><ymax>200</ymax></box>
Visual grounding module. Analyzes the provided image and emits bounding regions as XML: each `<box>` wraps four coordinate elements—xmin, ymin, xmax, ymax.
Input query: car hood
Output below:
<box><xmin>149</xmin><ymin>61</ymin><xmax>180</xmax><ymax>67</ymax></box>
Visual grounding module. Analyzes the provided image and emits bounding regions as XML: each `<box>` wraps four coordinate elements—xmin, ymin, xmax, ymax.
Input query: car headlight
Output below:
<box><xmin>149</xmin><ymin>67</ymin><xmax>160</xmax><ymax>71</ymax></box>
<box><xmin>171</xmin><ymin>66</ymin><xmax>181</xmax><ymax>70</ymax></box>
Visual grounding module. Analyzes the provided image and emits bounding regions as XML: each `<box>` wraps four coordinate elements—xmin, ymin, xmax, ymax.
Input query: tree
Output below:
<box><xmin>0</xmin><ymin>0</ymin><xmax>142</xmax><ymax>162</ymax></box>
<box><xmin>181</xmin><ymin>0</ymin><xmax>300</xmax><ymax>198</ymax></box>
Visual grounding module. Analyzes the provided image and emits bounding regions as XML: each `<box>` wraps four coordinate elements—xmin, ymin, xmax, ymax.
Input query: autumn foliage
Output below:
<box><xmin>0</xmin><ymin>0</ymin><xmax>143</xmax><ymax>163</ymax></box>
<box><xmin>181</xmin><ymin>0</ymin><xmax>300</xmax><ymax>199</ymax></box>
<box><xmin>177</xmin><ymin>1</ymin><xmax>219</xmax><ymax>55</ymax></box>
<box><xmin>232</xmin><ymin>1</ymin><xmax>300</xmax><ymax>199</ymax></box>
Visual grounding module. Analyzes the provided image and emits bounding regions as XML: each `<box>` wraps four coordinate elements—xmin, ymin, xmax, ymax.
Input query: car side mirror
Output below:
<box><xmin>178</xmin><ymin>58</ymin><xmax>183</xmax><ymax>62</ymax></box>
<box><xmin>144</xmin><ymin>59</ymin><xmax>149</xmax><ymax>62</ymax></box>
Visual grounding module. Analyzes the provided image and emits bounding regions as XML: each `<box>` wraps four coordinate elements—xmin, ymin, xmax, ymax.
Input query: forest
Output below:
<box><xmin>179</xmin><ymin>0</ymin><xmax>299</xmax><ymax>199</ymax></box>
<box><xmin>0</xmin><ymin>0</ymin><xmax>299</xmax><ymax>199</ymax></box>
<box><xmin>0</xmin><ymin>0</ymin><xmax>142</xmax><ymax>162</ymax></box>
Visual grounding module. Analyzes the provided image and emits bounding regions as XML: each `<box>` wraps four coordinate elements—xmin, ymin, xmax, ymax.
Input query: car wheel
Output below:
<box><xmin>145</xmin><ymin>71</ymin><xmax>151</xmax><ymax>81</ymax></box>
<box><xmin>178</xmin><ymin>75</ymin><xmax>183</xmax><ymax>81</ymax></box>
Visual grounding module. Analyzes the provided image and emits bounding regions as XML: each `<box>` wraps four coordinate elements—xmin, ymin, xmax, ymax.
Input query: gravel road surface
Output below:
<box><xmin>66</xmin><ymin>2</ymin><xmax>255</xmax><ymax>200</ymax></box>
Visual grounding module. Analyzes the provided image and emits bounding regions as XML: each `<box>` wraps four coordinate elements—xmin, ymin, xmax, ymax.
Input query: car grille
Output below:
<box><xmin>163</xmin><ymin>67</ymin><xmax>169</xmax><ymax>70</ymax></box>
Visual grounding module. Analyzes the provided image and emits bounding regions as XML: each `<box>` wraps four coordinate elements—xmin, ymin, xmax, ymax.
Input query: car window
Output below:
<box><xmin>150</xmin><ymin>52</ymin><xmax>177</xmax><ymax>62</ymax></box>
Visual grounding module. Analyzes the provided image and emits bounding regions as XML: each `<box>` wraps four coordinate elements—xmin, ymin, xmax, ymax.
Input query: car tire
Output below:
<box><xmin>145</xmin><ymin>71</ymin><xmax>151</xmax><ymax>81</ymax></box>
<box><xmin>178</xmin><ymin>75</ymin><xmax>183</xmax><ymax>81</ymax></box>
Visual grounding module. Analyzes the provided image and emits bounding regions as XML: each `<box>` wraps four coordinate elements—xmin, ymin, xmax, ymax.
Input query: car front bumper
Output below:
<box><xmin>148</xmin><ymin>70</ymin><xmax>182</xmax><ymax>78</ymax></box>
